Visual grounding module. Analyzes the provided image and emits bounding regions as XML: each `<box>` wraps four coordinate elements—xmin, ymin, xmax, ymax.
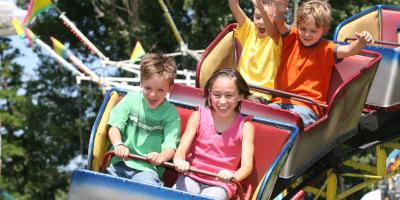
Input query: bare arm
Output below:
<box><xmin>173</xmin><ymin>111</ymin><xmax>200</xmax><ymax>173</ymax></box>
<box><xmin>108</xmin><ymin>126</ymin><xmax>129</xmax><ymax>160</ymax></box>
<box><xmin>233</xmin><ymin>121</ymin><xmax>254</xmax><ymax>181</ymax></box>
<box><xmin>229</xmin><ymin>0</ymin><xmax>247</xmax><ymax>26</ymax></box>
<box><xmin>255</xmin><ymin>0</ymin><xmax>280</xmax><ymax>42</ymax></box>
<box><xmin>272</xmin><ymin>0</ymin><xmax>289</xmax><ymax>34</ymax></box>
<box><xmin>147</xmin><ymin>148</ymin><xmax>175</xmax><ymax>166</ymax></box>
<box><xmin>336</xmin><ymin>31</ymin><xmax>374</xmax><ymax>59</ymax></box>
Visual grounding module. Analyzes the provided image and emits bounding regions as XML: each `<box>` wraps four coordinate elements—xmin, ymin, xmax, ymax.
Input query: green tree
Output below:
<box><xmin>0</xmin><ymin>37</ymin><xmax>30</xmax><ymax>199</ymax></box>
<box><xmin>5</xmin><ymin>0</ymin><xmax>399</xmax><ymax>199</ymax></box>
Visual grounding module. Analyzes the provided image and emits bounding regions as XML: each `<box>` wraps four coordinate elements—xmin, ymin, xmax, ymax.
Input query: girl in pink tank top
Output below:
<box><xmin>173</xmin><ymin>68</ymin><xmax>255</xmax><ymax>199</ymax></box>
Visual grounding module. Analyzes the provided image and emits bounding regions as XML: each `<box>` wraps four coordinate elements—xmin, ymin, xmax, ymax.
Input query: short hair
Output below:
<box><xmin>204</xmin><ymin>68</ymin><xmax>250</xmax><ymax>112</ymax></box>
<box><xmin>297</xmin><ymin>0</ymin><xmax>332</xmax><ymax>31</ymax></box>
<box><xmin>140</xmin><ymin>53</ymin><xmax>176</xmax><ymax>85</ymax></box>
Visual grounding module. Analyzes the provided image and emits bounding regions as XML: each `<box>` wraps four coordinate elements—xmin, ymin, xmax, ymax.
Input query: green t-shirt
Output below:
<box><xmin>108</xmin><ymin>90</ymin><xmax>180</xmax><ymax>178</ymax></box>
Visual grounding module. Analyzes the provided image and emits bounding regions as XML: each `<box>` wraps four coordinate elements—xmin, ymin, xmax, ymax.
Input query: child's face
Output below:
<box><xmin>253</xmin><ymin>6</ymin><xmax>272</xmax><ymax>38</ymax></box>
<box><xmin>297</xmin><ymin>18</ymin><xmax>325</xmax><ymax>46</ymax></box>
<box><xmin>141</xmin><ymin>76</ymin><xmax>173</xmax><ymax>109</ymax></box>
<box><xmin>209</xmin><ymin>77</ymin><xmax>243</xmax><ymax>118</ymax></box>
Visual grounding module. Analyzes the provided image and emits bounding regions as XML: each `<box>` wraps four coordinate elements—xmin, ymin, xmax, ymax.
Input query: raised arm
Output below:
<box><xmin>336</xmin><ymin>31</ymin><xmax>374</xmax><ymax>59</ymax></box>
<box><xmin>254</xmin><ymin>0</ymin><xmax>280</xmax><ymax>42</ymax></box>
<box><xmin>272</xmin><ymin>0</ymin><xmax>289</xmax><ymax>34</ymax></box>
<box><xmin>229</xmin><ymin>0</ymin><xmax>247</xmax><ymax>26</ymax></box>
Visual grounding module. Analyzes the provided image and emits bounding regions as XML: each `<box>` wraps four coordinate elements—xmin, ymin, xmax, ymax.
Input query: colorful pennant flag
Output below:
<box><xmin>50</xmin><ymin>37</ymin><xmax>69</xmax><ymax>59</ymax></box>
<box><xmin>22</xmin><ymin>0</ymin><xmax>55</xmax><ymax>26</ymax></box>
<box><xmin>24</xmin><ymin>28</ymin><xmax>37</xmax><ymax>47</ymax></box>
<box><xmin>130</xmin><ymin>41</ymin><xmax>146</xmax><ymax>63</ymax></box>
<box><xmin>11</xmin><ymin>18</ymin><xmax>25</xmax><ymax>38</ymax></box>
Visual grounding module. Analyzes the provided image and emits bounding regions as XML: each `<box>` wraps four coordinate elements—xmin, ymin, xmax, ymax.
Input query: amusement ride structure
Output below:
<box><xmin>5</xmin><ymin>0</ymin><xmax>400</xmax><ymax>199</ymax></box>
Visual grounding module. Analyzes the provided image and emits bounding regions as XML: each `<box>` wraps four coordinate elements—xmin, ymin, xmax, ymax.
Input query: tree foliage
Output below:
<box><xmin>2</xmin><ymin>0</ymin><xmax>399</xmax><ymax>199</ymax></box>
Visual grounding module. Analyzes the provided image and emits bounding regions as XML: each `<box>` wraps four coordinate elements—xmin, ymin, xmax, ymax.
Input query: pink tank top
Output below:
<box><xmin>187</xmin><ymin>107</ymin><xmax>251</xmax><ymax>198</ymax></box>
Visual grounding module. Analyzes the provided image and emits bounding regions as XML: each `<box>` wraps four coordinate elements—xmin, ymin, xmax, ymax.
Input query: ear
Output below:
<box><xmin>168</xmin><ymin>84</ymin><xmax>174</xmax><ymax>93</ymax></box>
<box><xmin>238</xmin><ymin>94</ymin><xmax>244</xmax><ymax>101</ymax></box>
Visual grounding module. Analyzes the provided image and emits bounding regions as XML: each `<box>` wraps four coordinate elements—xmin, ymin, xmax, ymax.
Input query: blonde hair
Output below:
<box><xmin>297</xmin><ymin>0</ymin><xmax>332</xmax><ymax>32</ymax></box>
<box><xmin>140</xmin><ymin>53</ymin><xmax>176</xmax><ymax>85</ymax></box>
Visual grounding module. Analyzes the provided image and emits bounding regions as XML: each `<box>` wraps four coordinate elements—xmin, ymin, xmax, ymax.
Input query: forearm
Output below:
<box><xmin>160</xmin><ymin>148</ymin><xmax>176</xmax><ymax>162</ymax></box>
<box><xmin>229</xmin><ymin>0</ymin><xmax>246</xmax><ymax>25</ymax></box>
<box><xmin>259</xmin><ymin>7</ymin><xmax>280</xmax><ymax>41</ymax></box>
<box><xmin>337</xmin><ymin>40</ymin><xmax>365</xmax><ymax>59</ymax></box>
<box><xmin>274</xmin><ymin>16</ymin><xmax>289</xmax><ymax>34</ymax></box>
<box><xmin>108</xmin><ymin>127</ymin><xmax>123</xmax><ymax>145</ymax></box>
<box><xmin>233</xmin><ymin>164</ymin><xmax>253</xmax><ymax>181</ymax></box>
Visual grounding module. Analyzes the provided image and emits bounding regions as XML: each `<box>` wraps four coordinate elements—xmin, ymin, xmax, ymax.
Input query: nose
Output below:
<box><xmin>149</xmin><ymin>90</ymin><xmax>156</xmax><ymax>97</ymax></box>
<box><xmin>219</xmin><ymin>95</ymin><xmax>228</xmax><ymax>103</ymax></box>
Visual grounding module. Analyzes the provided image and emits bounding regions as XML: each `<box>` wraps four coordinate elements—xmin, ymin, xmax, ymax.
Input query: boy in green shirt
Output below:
<box><xmin>106</xmin><ymin>53</ymin><xmax>180</xmax><ymax>186</ymax></box>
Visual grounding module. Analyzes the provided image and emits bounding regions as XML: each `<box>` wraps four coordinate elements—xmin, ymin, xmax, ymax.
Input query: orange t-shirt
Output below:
<box><xmin>273</xmin><ymin>28</ymin><xmax>338</xmax><ymax>116</ymax></box>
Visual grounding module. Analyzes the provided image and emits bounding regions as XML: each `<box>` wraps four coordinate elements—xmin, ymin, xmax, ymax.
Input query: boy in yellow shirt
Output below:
<box><xmin>229</xmin><ymin>0</ymin><xmax>283</xmax><ymax>103</ymax></box>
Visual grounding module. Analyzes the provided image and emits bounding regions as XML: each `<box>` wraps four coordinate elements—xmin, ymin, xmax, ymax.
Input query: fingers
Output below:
<box><xmin>217</xmin><ymin>169</ymin><xmax>235</xmax><ymax>182</ymax></box>
<box><xmin>147</xmin><ymin>152</ymin><xmax>164</xmax><ymax>166</ymax></box>
<box><xmin>173</xmin><ymin>159</ymin><xmax>190</xmax><ymax>174</ymax></box>
<box><xmin>355</xmin><ymin>31</ymin><xmax>374</xmax><ymax>45</ymax></box>
<box><xmin>114</xmin><ymin>145</ymin><xmax>129</xmax><ymax>160</ymax></box>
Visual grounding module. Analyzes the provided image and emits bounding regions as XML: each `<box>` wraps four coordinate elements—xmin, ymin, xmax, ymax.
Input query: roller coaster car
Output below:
<box><xmin>68</xmin><ymin>88</ymin><xmax>299</xmax><ymax>200</ymax></box>
<box><xmin>333</xmin><ymin>6</ymin><xmax>400</xmax><ymax>151</ymax></box>
<box><xmin>334</xmin><ymin>5</ymin><xmax>400</xmax><ymax>114</ymax></box>
<box><xmin>194</xmin><ymin>23</ymin><xmax>381</xmax><ymax>192</ymax></box>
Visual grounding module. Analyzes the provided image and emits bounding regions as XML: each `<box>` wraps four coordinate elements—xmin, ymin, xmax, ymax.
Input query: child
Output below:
<box><xmin>106</xmin><ymin>53</ymin><xmax>181</xmax><ymax>186</ymax></box>
<box><xmin>229</xmin><ymin>0</ymin><xmax>283</xmax><ymax>103</ymax></box>
<box><xmin>264</xmin><ymin>0</ymin><xmax>374</xmax><ymax>126</ymax></box>
<box><xmin>173</xmin><ymin>68</ymin><xmax>254</xmax><ymax>200</ymax></box>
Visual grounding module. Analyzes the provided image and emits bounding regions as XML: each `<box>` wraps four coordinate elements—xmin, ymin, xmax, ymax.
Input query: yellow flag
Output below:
<box><xmin>130</xmin><ymin>41</ymin><xmax>146</xmax><ymax>63</ymax></box>
<box><xmin>22</xmin><ymin>0</ymin><xmax>54</xmax><ymax>25</ymax></box>
<box><xmin>50</xmin><ymin>37</ymin><xmax>69</xmax><ymax>59</ymax></box>
<box><xmin>11</xmin><ymin>18</ymin><xmax>25</xmax><ymax>38</ymax></box>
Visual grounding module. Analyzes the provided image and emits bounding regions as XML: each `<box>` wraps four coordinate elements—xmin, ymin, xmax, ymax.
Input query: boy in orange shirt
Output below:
<box><xmin>262</xmin><ymin>0</ymin><xmax>374</xmax><ymax>126</ymax></box>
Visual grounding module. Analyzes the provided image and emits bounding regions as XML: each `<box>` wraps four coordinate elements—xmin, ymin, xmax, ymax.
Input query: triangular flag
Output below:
<box><xmin>11</xmin><ymin>18</ymin><xmax>25</xmax><ymax>38</ymax></box>
<box><xmin>130</xmin><ymin>41</ymin><xmax>145</xmax><ymax>63</ymax></box>
<box><xmin>50</xmin><ymin>37</ymin><xmax>69</xmax><ymax>59</ymax></box>
<box><xmin>24</xmin><ymin>28</ymin><xmax>37</xmax><ymax>47</ymax></box>
<box><xmin>22</xmin><ymin>0</ymin><xmax>54</xmax><ymax>26</ymax></box>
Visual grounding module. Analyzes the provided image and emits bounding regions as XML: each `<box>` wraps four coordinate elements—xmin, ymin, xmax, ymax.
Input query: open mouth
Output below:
<box><xmin>259</xmin><ymin>28</ymin><xmax>266</xmax><ymax>34</ymax></box>
<box><xmin>148</xmin><ymin>99</ymin><xmax>159</xmax><ymax>106</ymax></box>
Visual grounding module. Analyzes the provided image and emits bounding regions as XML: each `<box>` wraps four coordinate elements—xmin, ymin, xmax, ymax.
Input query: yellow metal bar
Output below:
<box><xmin>313</xmin><ymin>177</ymin><xmax>329</xmax><ymax>200</ymax></box>
<box><xmin>157</xmin><ymin>0</ymin><xmax>185</xmax><ymax>46</ymax></box>
<box><xmin>340</xmin><ymin>173</ymin><xmax>383</xmax><ymax>180</ymax></box>
<box><xmin>337</xmin><ymin>179</ymin><xmax>378</xmax><ymax>199</ymax></box>
<box><xmin>342</xmin><ymin>160</ymin><xmax>376</xmax><ymax>174</ymax></box>
<box><xmin>304</xmin><ymin>186</ymin><xmax>326</xmax><ymax>197</ymax></box>
<box><xmin>376</xmin><ymin>145</ymin><xmax>387</xmax><ymax>177</ymax></box>
<box><xmin>326</xmin><ymin>171</ymin><xmax>337</xmax><ymax>200</ymax></box>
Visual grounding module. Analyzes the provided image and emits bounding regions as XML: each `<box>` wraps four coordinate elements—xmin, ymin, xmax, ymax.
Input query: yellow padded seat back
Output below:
<box><xmin>198</xmin><ymin>31</ymin><xmax>237</xmax><ymax>88</ymax></box>
<box><xmin>336</xmin><ymin>10</ymin><xmax>380</xmax><ymax>44</ymax></box>
<box><xmin>91</xmin><ymin>91</ymin><xmax>123</xmax><ymax>171</ymax></box>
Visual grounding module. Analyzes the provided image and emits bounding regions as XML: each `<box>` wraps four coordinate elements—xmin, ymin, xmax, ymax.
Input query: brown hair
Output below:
<box><xmin>140</xmin><ymin>53</ymin><xmax>176</xmax><ymax>84</ymax></box>
<box><xmin>297</xmin><ymin>0</ymin><xmax>332</xmax><ymax>32</ymax></box>
<box><xmin>204</xmin><ymin>68</ymin><xmax>250</xmax><ymax>112</ymax></box>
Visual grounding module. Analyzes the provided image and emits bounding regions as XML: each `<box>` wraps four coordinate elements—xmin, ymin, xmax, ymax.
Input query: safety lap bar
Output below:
<box><xmin>344</xmin><ymin>37</ymin><xmax>400</xmax><ymax>47</ymax></box>
<box><xmin>101</xmin><ymin>151</ymin><xmax>245</xmax><ymax>200</ymax></box>
<box><xmin>249</xmin><ymin>84</ymin><xmax>327</xmax><ymax>117</ymax></box>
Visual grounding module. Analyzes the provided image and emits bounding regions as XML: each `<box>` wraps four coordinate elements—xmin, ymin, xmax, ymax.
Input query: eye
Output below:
<box><xmin>226</xmin><ymin>94</ymin><xmax>234</xmax><ymax>99</ymax></box>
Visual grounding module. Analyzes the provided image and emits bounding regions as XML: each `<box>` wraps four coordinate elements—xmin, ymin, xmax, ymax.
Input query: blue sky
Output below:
<box><xmin>2</xmin><ymin>0</ymin><xmax>40</xmax><ymax>79</ymax></box>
